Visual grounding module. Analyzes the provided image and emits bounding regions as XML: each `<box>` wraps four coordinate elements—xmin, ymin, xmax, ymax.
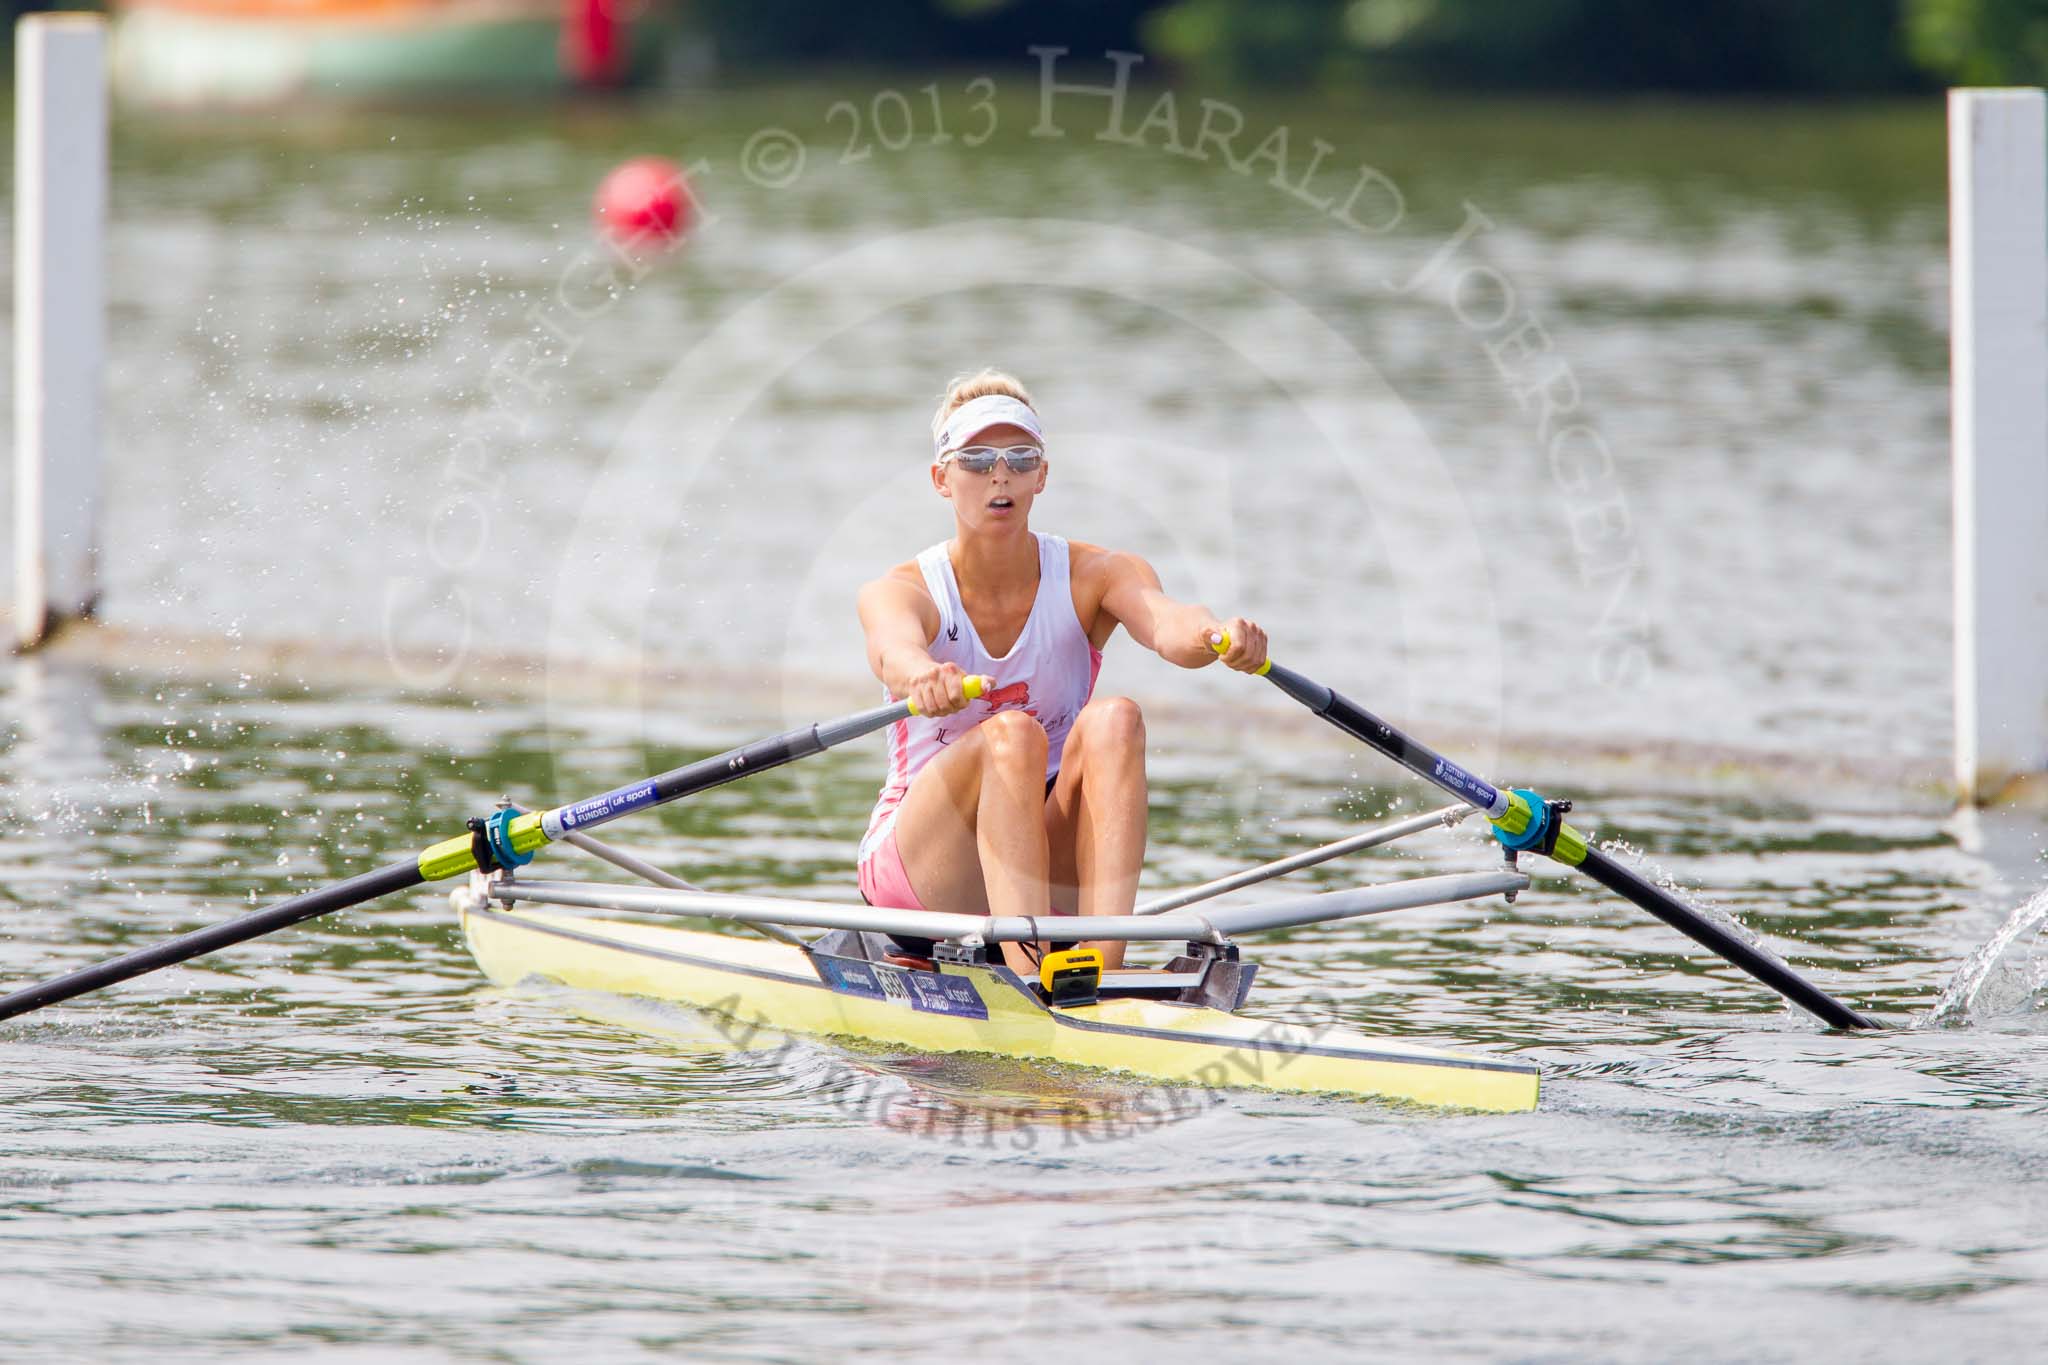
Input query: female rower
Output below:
<box><xmin>855</xmin><ymin>370</ymin><xmax>1269</xmax><ymax>973</ymax></box>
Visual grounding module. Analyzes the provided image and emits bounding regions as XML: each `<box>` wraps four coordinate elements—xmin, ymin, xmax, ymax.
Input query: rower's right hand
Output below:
<box><xmin>904</xmin><ymin>662</ymin><xmax>980</xmax><ymax>718</ymax></box>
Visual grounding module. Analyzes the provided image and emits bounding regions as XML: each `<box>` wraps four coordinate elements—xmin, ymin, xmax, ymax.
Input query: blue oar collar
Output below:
<box><xmin>1490</xmin><ymin>788</ymin><xmax>1570</xmax><ymax>856</ymax></box>
<box><xmin>468</xmin><ymin>807</ymin><xmax>535</xmax><ymax>873</ymax></box>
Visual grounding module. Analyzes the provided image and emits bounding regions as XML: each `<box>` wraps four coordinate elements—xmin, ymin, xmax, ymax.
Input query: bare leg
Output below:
<box><xmin>881</xmin><ymin>710</ymin><xmax>1050</xmax><ymax>973</ymax></box>
<box><xmin>1046</xmin><ymin>696</ymin><xmax>1148</xmax><ymax>970</ymax></box>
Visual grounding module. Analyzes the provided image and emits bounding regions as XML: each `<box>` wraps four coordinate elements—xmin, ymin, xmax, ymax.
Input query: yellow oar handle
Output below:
<box><xmin>1209</xmin><ymin>630</ymin><xmax>1274</xmax><ymax>676</ymax></box>
<box><xmin>906</xmin><ymin>673</ymin><xmax>989</xmax><ymax>717</ymax></box>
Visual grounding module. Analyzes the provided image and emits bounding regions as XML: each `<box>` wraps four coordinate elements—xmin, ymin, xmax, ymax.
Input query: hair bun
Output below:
<box><xmin>932</xmin><ymin>369</ymin><xmax>1033</xmax><ymax>437</ymax></box>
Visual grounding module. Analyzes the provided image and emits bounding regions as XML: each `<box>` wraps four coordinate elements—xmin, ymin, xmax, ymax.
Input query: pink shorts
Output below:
<box><xmin>857</xmin><ymin>772</ymin><xmax>1059</xmax><ymax>917</ymax></box>
<box><xmin>857</xmin><ymin>817</ymin><xmax>1079</xmax><ymax>955</ymax></box>
<box><xmin>857</xmin><ymin>821</ymin><xmax>926</xmax><ymax>912</ymax></box>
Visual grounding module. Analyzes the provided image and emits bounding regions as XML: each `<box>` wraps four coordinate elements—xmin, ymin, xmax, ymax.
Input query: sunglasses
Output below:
<box><xmin>940</xmin><ymin>445</ymin><xmax>1045</xmax><ymax>474</ymax></box>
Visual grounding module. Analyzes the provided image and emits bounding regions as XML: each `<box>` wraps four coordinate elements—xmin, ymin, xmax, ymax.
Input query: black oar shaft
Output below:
<box><xmin>1293</xmin><ymin>674</ymin><xmax>1507</xmax><ymax>815</ymax></box>
<box><xmin>1255</xmin><ymin>660</ymin><xmax>1880</xmax><ymax>1030</ymax></box>
<box><xmin>0</xmin><ymin>691</ymin><xmax>939</xmax><ymax>1022</ymax></box>
<box><xmin>1577</xmin><ymin>848</ymin><xmax>1876</xmax><ymax>1030</ymax></box>
<box><xmin>0</xmin><ymin>858</ymin><xmax>426</xmax><ymax>1022</ymax></box>
<box><xmin>541</xmin><ymin>704</ymin><xmax>899</xmax><ymax>840</ymax></box>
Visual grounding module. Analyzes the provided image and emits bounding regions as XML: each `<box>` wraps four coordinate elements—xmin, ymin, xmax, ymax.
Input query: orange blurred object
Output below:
<box><xmin>593</xmin><ymin>156</ymin><xmax>690</xmax><ymax>249</ymax></box>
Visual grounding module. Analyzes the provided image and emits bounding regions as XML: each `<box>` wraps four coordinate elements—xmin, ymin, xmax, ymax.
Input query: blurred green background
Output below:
<box><xmin>665</xmin><ymin>0</ymin><xmax>2035</xmax><ymax>91</ymax></box>
<box><xmin>15</xmin><ymin>0</ymin><xmax>2048</xmax><ymax>92</ymax></box>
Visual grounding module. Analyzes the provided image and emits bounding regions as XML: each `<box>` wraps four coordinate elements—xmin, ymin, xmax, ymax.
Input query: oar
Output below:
<box><xmin>0</xmin><ymin>680</ymin><xmax>984</xmax><ymax>1022</ymax></box>
<box><xmin>1215</xmin><ymin>639</ymin><xmax>1879</xmax><ymax>1029</ymax></box>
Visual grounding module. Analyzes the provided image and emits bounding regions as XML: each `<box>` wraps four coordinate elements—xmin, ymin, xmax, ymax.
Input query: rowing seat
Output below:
<box><xmin>802</xmin><ymin>930</ymin><xmax>1256</xmax><ymax>1010</ymax></box>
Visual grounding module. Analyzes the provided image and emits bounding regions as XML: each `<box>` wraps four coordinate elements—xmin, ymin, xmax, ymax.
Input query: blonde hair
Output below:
<box><xmin>930</xmin><ymin>369</ymin><xmax>1034</xmax><ymax>441</ymax></box>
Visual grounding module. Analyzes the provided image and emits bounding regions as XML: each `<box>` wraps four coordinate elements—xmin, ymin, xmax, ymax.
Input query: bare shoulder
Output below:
<box><xmin>858</xmin><ymin>559</ymin><xmax>940</xmax><ymax>635</ymax></box>
<box><xmin>1066</xmin><ymin>539</ymin><xmax>1125</xmax><ymax>585</ymax></box>
<box><xmin>1066</xmin><ymin>541</ymin><xmax>1161</xmax><ymax>649</ymax></box>
<box><xmin>876</xmin><ymin>557</ymin><xmax>928</xmax><ymax>589</ymax></box>
<box><xmin>1067</xmin><ymin>540</ymin><xmax>1156</xmax><ymax>590</ymax></box>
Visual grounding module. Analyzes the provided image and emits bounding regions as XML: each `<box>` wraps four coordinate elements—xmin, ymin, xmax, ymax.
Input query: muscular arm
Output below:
<box><xmin>858</xmin><ymin>570</ymin><xmax>940</xmax><ymax>694</ymax></box>
<box><xmin>1095</xmin><ymin>551</ymin><xmax>1213</xmax><ymax>667</ymax></box>
<box><xmin>1085</xmin><ymin>545</ymin><xmax>1269</xmax><ymax>672</ymax></box>
<box><xmin>858</xmin><ymin>568</ymin><xmax>978</xmax><ymax>715</ymax></box>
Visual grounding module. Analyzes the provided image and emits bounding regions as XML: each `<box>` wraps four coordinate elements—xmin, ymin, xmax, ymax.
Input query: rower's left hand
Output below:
<box><xmin>1205</xmin><ymin>619</ymin><xmax>1268</xmax><ymax>673</ymax></box>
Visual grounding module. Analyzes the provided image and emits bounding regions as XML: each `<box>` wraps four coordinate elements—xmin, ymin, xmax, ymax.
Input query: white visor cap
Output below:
<box><xmin>933</xmin><ymin>394</ymin><xmax>1044</xmax><ymax>461</ymax></box>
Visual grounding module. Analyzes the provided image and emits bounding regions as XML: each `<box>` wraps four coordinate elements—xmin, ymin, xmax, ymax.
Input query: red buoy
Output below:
<box><xmin>594</xmin><ymin>157</ymin><xmax>691</xmax><ymax>250</ymax></box>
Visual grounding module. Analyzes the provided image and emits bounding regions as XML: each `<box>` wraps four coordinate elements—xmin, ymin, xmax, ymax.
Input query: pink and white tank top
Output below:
<box><xmin>859</xmin><ymin>532</ymin><xmax>1103</xmax><ymax>860</ymax></box>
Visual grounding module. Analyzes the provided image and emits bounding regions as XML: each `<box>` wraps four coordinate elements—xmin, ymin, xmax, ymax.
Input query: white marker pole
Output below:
<box><xmin>14</xmin><ymin>15</ymin><xmax>108</xmax><ymax>650</ymax></box>
<box><xmin>1951</xmin><ymin>88</ymin><xmax>2048</xmax><ymax>804</ymax></box>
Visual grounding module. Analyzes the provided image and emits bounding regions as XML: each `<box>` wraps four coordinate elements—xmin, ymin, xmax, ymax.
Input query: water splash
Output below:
<box><xmin>1929</xmin><ymin>887</ymin><xmax>2048</xmax><ymax>1027</ymax></box>
<box><xmin>1598</xmin><ymin>837</ymin><xmax>1771</xmax><ymax>955</ymax></box>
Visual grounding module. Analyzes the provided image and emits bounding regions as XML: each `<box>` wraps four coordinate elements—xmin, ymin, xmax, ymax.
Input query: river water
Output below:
<box><xmin>2</xmin><ymin>73</ymin><xmax>2044</xmax><ymax>1360</ymax></box>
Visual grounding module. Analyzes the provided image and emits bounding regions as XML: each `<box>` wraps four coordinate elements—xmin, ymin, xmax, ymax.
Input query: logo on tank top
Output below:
<box><xmin>947</xmin><ymin>623</ymin><xmax>959</xmax><ymax>642</ymax></box>
<box><xmin>980</xmin><ymin>680</ymin><xmax>1035</xmax><ymax>716</ymax></box>
<box><xmin>931</xmin><ymin>682</ymin><xmax>1035</xmax><ymax>749</ymax></box>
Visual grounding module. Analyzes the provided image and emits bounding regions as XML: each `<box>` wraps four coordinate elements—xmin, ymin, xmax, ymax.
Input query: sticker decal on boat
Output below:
<box><xmin>814</xmin><ymin>956</ymin><xmax>989</xmax><ymax>1019</ymax></box>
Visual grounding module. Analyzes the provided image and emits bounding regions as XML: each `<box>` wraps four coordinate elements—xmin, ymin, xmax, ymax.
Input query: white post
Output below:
<box><xmin>14</xmin><ymin>15</ymin><xmax>108</xmax><ymax>650</ymax></box>
<box><xmin>1951</xmin><ymin>88</ymin><xmax>2048</xmax><ymax>803</ymax></box>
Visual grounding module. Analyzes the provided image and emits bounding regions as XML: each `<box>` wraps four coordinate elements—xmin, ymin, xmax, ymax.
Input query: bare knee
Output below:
<box><xmin>979</xmin><ymin>710</ymin><xmax>1049</xmax><ymax>771</ymax></box>
<box><xmin>1075</xmin><ymin>696</ymin><xmax>1145</xmax><ymax>757</ymax></box>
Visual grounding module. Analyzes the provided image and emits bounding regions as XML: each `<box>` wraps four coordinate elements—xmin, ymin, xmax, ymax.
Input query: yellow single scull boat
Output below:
<box><xmin>454</xmin><ymin>849</ymin><xmax>1543</xmax><ymax>1112</ymax></box>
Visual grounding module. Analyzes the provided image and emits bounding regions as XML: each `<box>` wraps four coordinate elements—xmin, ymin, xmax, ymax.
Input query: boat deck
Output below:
<box><xmin>462</xmin><ymin>902</ymin><xmax>1541</xmax><ymax>1112</ymax></box>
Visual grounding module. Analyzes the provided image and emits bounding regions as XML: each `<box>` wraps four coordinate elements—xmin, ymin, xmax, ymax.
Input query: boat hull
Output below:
<box><xmin>461</xmin><ymin>903</ymin><xmax>1540</xmax><ymax>1112</ymax></box>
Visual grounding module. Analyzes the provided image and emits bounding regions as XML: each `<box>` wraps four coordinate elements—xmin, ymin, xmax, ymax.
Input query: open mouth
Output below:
<box><xmin>988</xmin><ymin>496</ymin><xmax>1015</xmax><ymax>510</ymax></box>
